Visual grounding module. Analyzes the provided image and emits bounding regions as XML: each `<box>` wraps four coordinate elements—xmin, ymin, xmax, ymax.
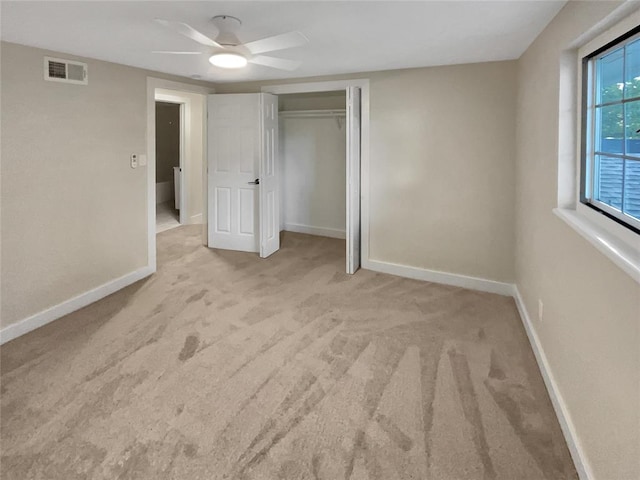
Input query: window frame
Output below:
<box><xmin>580</xmin><ymin>25</ymin><xmax>640</xmax><ymax>234</ymax></box>
<box><xmin>554</xmin><ymin>6</ymin><xmax>640</xmax><ymax>285</ymax></box>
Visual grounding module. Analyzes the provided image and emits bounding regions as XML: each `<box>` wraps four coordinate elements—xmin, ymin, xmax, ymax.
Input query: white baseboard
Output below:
<box><xmin>363</xmin><ymin>259</ymin><xmax>514</xmax><ymax>296</ymax></box>
<box><xmin>0</xmin><ymin>266</ymin><xmax>154</xmax><ymax>345</ymax></box>
<box><xmin>156</xmin><ymin>181</ymin><xmax>173</xmax><ymax>205</ymax></box>
<box><xmin>190</xmin><ymin>213</ymin><xmax>203</xmax><ymax>225</ymax></box>
<box><xmin>512</xmin><ymin>286</ymin><xmax>592</xmax><ymax>480</ymax></box>
<box><xmin>284</xmin><ymin>223</ymin><xmax>346</xmax><ymax>240</ymax></box>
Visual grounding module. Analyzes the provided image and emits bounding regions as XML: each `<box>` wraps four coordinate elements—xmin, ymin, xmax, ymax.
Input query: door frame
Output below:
<box><xmin>261</xmin><ymin>79</ymin><xmax>370</xmax><ymax>269</ymax></box>
<box><xmin>146</xmin><ymin>77</ymin><xmax>215</xmax><ymax>272</ymax></box>
<box><xmin>155</xmin><ymin>93</ymin><xmax>187</xmax><ymax>226</ymax></box>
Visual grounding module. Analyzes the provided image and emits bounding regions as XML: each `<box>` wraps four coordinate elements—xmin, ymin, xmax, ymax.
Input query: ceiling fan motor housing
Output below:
<box><xmin>212</xmin><ymin>15</ymin><xmax>242</xmax><ymax>46</ymax></box>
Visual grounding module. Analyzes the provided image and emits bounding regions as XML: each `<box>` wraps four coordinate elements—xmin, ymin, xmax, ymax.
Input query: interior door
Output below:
<box><xmin>346</xmin><ymin>86</ymin><xmax>361</xmax><ymax>274</ymax></box>
<box><xmin>259</xmin><ymin>93</ymin><xmax>280</xmax><ymax>258</ymax></box>
<box><xmin>207</xmin><ymin>94</ymin><xmax>260</xmax><ymax>252</ymax></box>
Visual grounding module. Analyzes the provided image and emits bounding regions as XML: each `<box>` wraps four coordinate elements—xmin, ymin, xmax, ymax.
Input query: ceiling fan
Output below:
<box><xmin>153</xmin><ymin>15</ymin><xmax>308</xmax><ymax>71</ymax></box>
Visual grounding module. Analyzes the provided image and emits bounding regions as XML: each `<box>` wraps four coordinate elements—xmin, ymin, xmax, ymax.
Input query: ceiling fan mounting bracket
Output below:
<box><xmin>211</xmin><ymin>15</ymin><xmax>242</xmax><ymax>47</ymax></box>
<box><xmin>211</xmin><ymin>15</ymin><xmax>242</xmax><ymax>30</ymax></box>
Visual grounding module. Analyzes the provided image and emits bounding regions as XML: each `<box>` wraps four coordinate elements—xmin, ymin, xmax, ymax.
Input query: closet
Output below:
<box><xmin>278</xmin><ymin>92</ymin><xmax>347</xmax><ymax>240</ymax></box>
<box><xmin>207</xmin><ymin>87</ymin><xmax>361</xmax><ymax>273</ymax></box>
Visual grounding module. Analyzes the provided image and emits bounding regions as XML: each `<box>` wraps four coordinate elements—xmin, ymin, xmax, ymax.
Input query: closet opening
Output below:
<box><xmin>206</xmin><ymin>82</ymin><xmax>364</xmax><ymax>273</ymax></box>
<box><xmin>278</xmin><ymin>91</ymin><xmax>347</xmax><ymax>255</ymax></box>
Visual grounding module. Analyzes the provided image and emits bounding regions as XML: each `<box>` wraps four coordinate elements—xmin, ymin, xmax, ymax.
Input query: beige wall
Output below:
<box><xmin>155</xmin><ymin>102</ymin><xmax>180</xmax><ymax>185</ymax></box>
<box><xmin>0</xmin><ymin>42</ymin><xmax>211</xmax><ymax>328</ymax></box>
<box><xmin>515</xmin><ymin>2</ymin><xmax>640</xmax><ymax>479</ymax></box>
<box><xmin>218</xmin><ymin>61</ymin><xmax>518</xmax><ymax>283</ymax></box>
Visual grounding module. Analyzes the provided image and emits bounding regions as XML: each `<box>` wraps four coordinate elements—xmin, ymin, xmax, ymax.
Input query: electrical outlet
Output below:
<box><xmin>538</xmin><ymin>299</ymin><xmax>544</xmax><ymax>322</ymax></box>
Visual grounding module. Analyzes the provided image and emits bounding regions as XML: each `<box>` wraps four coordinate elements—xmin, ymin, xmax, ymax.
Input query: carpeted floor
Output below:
<box><xmin>0</xmin><ymin>226</ymin><xmax>577</xmax><ymax>479</ymax></box>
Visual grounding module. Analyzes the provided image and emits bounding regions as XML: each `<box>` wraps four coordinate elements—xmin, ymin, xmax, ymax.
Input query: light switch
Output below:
<box><xmin>139</xmin><ymin>154</ymin><xmax>147</xmax><ymax>166</ymax></box>
<box><xmin>130</xmin><ymin>154</ymin><xmax>138</xmax><ymax>169</ymax></box>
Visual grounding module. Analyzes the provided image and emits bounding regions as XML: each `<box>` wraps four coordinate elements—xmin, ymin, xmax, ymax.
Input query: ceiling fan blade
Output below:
<box><xmin>244</xmin><ymin>31</ymin><xmax>308</xmax><ymax>55</ymax></box>
<box><xmin>152</xmin><ymin>51</ymin><xmax>203</xmax><ymax>55</ymax></box>
<box><xmin>155</xmin><ymin>19</ymin><xmax>222</xmax><ymax>48</ymax></box>
<box><xmin>249</xmin><ymin>55</ymin><xmax>301</xmax><ymax>71</ymax></box>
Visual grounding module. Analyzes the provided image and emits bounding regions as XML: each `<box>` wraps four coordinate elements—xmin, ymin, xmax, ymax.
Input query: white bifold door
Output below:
<box><xmin>207</xmin><ymin>93</ymin><xmax>280</xmax><ymax>258</ymax></box>
<box><xmin>346</xmin><ymin>86</ymin><xmax>361</xmax><ymax>274</ymax></box>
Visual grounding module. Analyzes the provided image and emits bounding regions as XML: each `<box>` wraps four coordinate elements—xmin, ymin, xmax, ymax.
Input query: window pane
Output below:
<box><xmin>597</xmin><ymin>48</ymin><xmax>624</xmax><ymax>104</ymax></box>
<box><xmin>625</xmin><ymin>37</ymin><xmax>640</xmax><ymax>100</ymax></box>
<box><xmin>595</xmin><ymin>155</ymin><xmax>623</xmax><ymax>210</ymax></box>
<box><xmin>625</xmin><ymin>99</ymin><xmax>640</xmax><ymax>156</ymax></box>
<box><xmin>623</xmin><ymin>159</ymin><xmax>640</xmax><ymax>220</ymax></box>
<box><xmin>596</xmin><ymin>104</ymin><xmax>624</xmax><ymax>153</ymax></box>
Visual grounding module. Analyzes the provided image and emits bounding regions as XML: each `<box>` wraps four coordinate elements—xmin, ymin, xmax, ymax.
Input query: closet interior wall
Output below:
<box><xmin>279</xmin><ymin>92</ymin><xmax>347</xmax><ymax>239</ymax></box>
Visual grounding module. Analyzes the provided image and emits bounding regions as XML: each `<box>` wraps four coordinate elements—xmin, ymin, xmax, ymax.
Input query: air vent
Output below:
<box><xmin>44</xmin><ymin>56</ymin><xmax>88</xmax><ymax>85</ymax></box>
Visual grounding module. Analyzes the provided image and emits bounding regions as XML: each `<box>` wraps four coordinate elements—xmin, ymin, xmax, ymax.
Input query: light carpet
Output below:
<box><xmin>0</xmin><ymin>226</ymin><xmax>577</xmax><ymax>479</ymax></box>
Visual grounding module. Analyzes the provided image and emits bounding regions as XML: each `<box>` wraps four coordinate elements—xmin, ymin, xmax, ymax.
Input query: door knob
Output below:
<box><xmin>248</xmin><ymin>179</ymin><xmax>260</xmax><ymax>185</ymax></box>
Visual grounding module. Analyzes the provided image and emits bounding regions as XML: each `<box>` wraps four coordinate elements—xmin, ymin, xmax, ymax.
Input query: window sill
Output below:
<box><xmin>553</xmin><ymin>208</ymin><xmax>640</xmax><ymax>284</ymax></box>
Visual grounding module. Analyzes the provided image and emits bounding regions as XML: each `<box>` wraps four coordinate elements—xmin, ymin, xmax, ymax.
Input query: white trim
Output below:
<box><xmin>146</xmin><ymin>77</ymin><xmax>215</xmax><ymax>272</ymax></box>
<box><xmin>261</xmin><ymin>79</ymin><xmax>370</xmax><ymax>270</ymax></box>
<box><xmin>362</xmin><ymin>258</ymin><xmax>514</xmax><ymax>296</ymax></box>
<box><xmin>284</xmin><ymin>223</ymin><xmax>346</xmax><ymax>239</ymax></box>
<box><xmin>554</xmin><ymin>208</ymin><xmax>640</xmax><ymax>283</ymax></box>
<box><xmin>262</xmin><ymin>79</ymin><xmax>368</xmax><ymax>95</ymax></box>
<box><xmin>512</xmin><ymin>286</ymin><xmax>594</xmax><ymax>480</ymax></box>
<box><xmin>0</xmin><ymin>266</ymin><xmax>153</xmax><ymax>345</ymax></box>
<box><xmin>190</xmin><ymin>213</ymin><xmax>203</xmax><ymax>224</ymax></box>
<box><xmin>578</xmin><ymin>7</ymin><xmax>640</xmax><ymax>59</ymax></box>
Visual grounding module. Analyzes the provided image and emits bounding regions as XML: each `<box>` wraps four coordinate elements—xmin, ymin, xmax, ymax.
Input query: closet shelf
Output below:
<box><xmin>278</xmin><ymin>109</ymin><xmax>346</xmax><ymax>118</ymax></box>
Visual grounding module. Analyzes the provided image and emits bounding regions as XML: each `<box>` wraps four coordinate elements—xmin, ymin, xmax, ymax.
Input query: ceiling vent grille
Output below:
<box><xmin>44</xmin><ymin>56</ymin><xmax>88</xmax><ymax>85</ymax></box>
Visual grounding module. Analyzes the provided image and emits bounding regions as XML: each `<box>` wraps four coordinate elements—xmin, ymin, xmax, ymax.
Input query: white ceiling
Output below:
<box><xmin>0</xmin><ymin>1</ymin><xmax>566</xmax><ymax>83</ymax></box>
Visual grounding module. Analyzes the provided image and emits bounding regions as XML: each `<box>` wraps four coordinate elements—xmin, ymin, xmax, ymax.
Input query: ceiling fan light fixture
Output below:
<box><xmin>208</xmin><ymin>52</ymin><xmax>247</xmax><ymax>69</ymax></box>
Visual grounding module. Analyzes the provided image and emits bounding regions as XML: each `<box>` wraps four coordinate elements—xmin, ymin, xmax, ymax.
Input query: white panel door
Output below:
<box><xmin>259</xmin><ymin>93</ymin><xmax>280</xmax><ymax>258</ymax></box>
<box><xmin>207</xmin><ymin>94</ymin><xmax>260</xmax><ymax>252</ymax></box>
<box><xmin>346</xmin><ymin>86</ymin><xmax>361</xmax><ymax>274</ymax></box>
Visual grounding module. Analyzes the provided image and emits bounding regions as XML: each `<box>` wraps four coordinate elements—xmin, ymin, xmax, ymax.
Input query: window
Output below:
<box><xmin>581</xmin><ymin>27</ymin><xmax>640</xmax><ymax>233</ymax></box>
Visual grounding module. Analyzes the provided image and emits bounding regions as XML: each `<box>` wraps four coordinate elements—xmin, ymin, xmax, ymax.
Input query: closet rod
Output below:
<box><xmin>278</xmin><ymin>109</ymin><xmax>346</xmax><ymax>118</ymax></box>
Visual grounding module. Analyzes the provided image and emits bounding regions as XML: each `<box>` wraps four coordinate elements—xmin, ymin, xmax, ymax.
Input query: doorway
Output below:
<box><xmin>154</xmin><ymin>88</ymin><xmax>207</xmax><ymax>236</ymax></box>
<box><xmin>264</xmin><ymin>80</ymin><xmax>369</xmax><ymax>273</ymax></box>
<box><xmin>155</xmin><ymin>101</ymin><xmax>181</xmax><ymax>232</ymax></box>
<box><xmin>278</xmin><ymin>91</ymin><xmax>347</xmax><ymax>240</ymax></box>
<box><xmin>146</xmin><ymin>78</ymin><xmax>215</xmax><ymax>272</ymax></box>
